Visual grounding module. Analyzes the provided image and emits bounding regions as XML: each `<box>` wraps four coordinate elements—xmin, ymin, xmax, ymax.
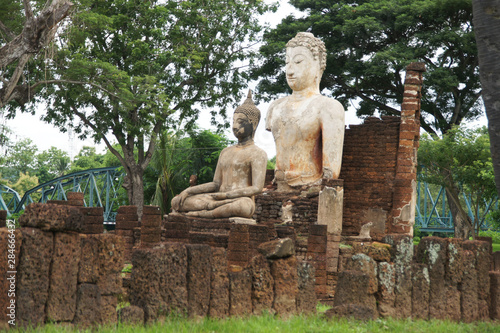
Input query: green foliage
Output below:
<box><xmin>418</xmin><ymin>126</ymin><xmax>496</xmax><ymax>234</ymax></box>
<box><xmin>267</xmin><ymin>156</ymin><xmax>276</xmax><ymax>170</ymax></box>
<box><xmin>10</xmin><ymin>172</ymin><xmax>39</xmax><ymax>197</ymax></box>
<box><xmin>35</xmin><ymin>147</ymin><xmax>71</xmax><ymax>183</ymax></box>
<box><xmin>121</xmin><ymin>264</ymin><xmax>133</xmax><ymax>274</ymax></box>
<box><xmin>17</xmin><ymin>0</ymin><xmax>274</xmax><ymax>208</ymax></box>
<box><xmin>254</xmin><ymin>0</ymin><xmax>481</xmax><ymax>137</ymax></box>
<box><xmin>146</xmin><ymin>128</ymin><xmax>231</xmax><ymax>214</ymax></box>
<box><xmin>478</xmin><ymin>229</ymin><xmax>500</xmax><ymax>244</ymax></box>
<box><xmin>1</xmin><ymin>138</ymin><xmax>38</xmax><ymax>181</ymax></box>
<box><xmin>69</xmin><ymin>146</ymin><xmax>104</xmax><ymax>173</ymax></box>
<box><xmin>486</xmin><ymin>209</ymin><xmax>500</xmax><ymax>229</ymax></box>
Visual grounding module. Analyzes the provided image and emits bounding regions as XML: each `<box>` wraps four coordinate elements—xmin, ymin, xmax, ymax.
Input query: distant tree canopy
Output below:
<box><xmin>253</xmin><ymin>0</ymin><xmax>481</xmax><ymax>138</ymax></box>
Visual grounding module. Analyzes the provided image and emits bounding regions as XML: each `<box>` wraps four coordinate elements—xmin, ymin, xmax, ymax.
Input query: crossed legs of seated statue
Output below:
<box><xmin>172</xmin><ymin>194</ymin><xmax>254</xmax><ymax>218</ymax></box>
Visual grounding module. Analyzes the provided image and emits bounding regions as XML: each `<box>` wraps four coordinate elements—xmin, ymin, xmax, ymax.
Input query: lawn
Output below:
<box><xmin>13</xmin><ymin>312</ymin><xmax>500</xmax><ymax>333</ymax></box>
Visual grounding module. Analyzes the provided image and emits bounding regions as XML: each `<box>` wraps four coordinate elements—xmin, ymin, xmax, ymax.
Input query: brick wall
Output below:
<box><xmin>339</xmin><ymin>116</ymin><xmax>400</xmax><ymax>239</ymax></box>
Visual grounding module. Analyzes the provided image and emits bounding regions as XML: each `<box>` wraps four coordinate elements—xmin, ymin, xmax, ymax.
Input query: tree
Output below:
<box><xmin>35</xmin><ymin>146</ymin><xmax>70</xmax><ymax>183</ymax></box>
<box><xmin>69</xmin><ymin>146</ymin><xmax>104</xmax><ymax>173</ymax></box>
<box><xmin>147</xmin><ymin>128</ymin><xmax>231</xmax><ymax>214</ymax></box>
<box><xmin>10</xmin><ymin>172</ymin><xmax>39</xmax><ymax>197</ymax></box>
<box><xmin>0</xmin><ymin>138</ymin><xmax>38</xmax><ymax>182</ymax></box>
<box><xmin>472</xmin><ymin>0</ymin><xmax>500</xmax><ymax>197</ymax></box>
<box><xmin>0</xmin><ymin>0</ymin><xmax>72</xmax><ymax>108</ymax></box>
<box><xmin>253</xmin><ymin>0</ymin><xmax>481</xmax><ymax>137</ymax></box>
<box><xmin>27</xmin><ymin>0</ymin><xmax>272</xmax><ymax>216</ymax></box>
<box><xmin>418</xmin><ymin>126</ymin><xmax>496</xmax><ymax>238</ymax></box>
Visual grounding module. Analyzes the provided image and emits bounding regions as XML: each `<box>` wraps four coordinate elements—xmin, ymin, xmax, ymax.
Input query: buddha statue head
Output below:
<box><xmin>285</xmin><ymin>32</ymin><xmax>327</xmax><ymax>92</ymax></box>
<box><xmin>233</xmin><ymin>90</ymin><xmax>261</xmax><ymax>140</ymax></box>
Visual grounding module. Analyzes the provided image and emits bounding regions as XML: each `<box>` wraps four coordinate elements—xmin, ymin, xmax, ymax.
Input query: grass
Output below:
<box><xmin>493</xmin><ymin>243</ymin><xmax>500</xmax><ymax>252</ymax></box>
<box><xmin>12</xmin><ymin>312</ymin><xmax>500</xmax><ymax>333</ymax></box>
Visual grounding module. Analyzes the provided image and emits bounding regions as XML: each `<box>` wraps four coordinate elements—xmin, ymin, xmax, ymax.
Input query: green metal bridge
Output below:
<box><xmin>0</xmin><ymin>166</ymin><xmax>125</xmax><ymax>223</ymax></box>
<box><xmin>415</xmin><ymin>181</ymin><xmax>498</xmax><ymax>233</ymax></box>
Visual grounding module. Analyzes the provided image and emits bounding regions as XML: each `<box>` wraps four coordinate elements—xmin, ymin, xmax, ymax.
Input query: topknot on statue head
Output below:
<box><xmin>234</xmin><ymin>90</ymin><xmax>261</xmax><ymax>137</ymax></box>
<box><xmin>286</xmin><ymin>32</ymin><xmax>327</xmax><ymax>73</ymax></box>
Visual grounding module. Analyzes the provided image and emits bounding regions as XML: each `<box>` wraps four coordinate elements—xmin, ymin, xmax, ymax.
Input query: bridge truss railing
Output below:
<box><xmin>12</xmin><ymin>166</ymin><xmax>126</xmax><ymax>223</ymax></box>
<box><xmin>415</xmin><ymin>181</ymin><xmax>498</xmax><ymax>233</ymax></box>
<box><xmin>0</xmin><ymin>184</ymin><xmax>22</xmax><ymax>216</ymax></box>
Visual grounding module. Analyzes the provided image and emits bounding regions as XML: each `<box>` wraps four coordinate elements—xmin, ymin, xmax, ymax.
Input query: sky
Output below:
<box><xmin>3</xmin><ymin>1</ymin><xmax>488</xmax><ymax>161</ymax></box>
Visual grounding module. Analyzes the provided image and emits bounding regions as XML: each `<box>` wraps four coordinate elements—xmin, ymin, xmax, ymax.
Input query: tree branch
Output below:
<box><xmin>0</xmin><ymin>54</ymin><xmax>31</xmax><ymax>108</ymax></box>
<box><xmin>0</xmin><ymin>0</ymin><xmax>73</xmax><ymax>68</ymax></box>
<box><xmin>70</xmin><ymin>104</ymin><xmax>127</xmax><ymax>168</ymax></box>
<box><xmin>0</xmin><ymin>20</ymin><xmax>16</xmax><ymax>41</ymax></box>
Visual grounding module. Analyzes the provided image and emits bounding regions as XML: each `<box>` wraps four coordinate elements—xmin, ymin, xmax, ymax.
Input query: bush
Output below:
<box><xmin>478</xmin><ymin>229</ymin><xmax>500</xmax><ymax>244</ymax></box>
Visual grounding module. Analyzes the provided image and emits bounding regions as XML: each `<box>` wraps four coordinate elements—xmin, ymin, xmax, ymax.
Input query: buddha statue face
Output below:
<box><xmin>285</xmin><ymin>46</ymin><xmax>321</xmax><ymax>92</ymax></box>
<box><xmin>232</xmin><ymin>112</ymin><xmax>253</xmax><ymax>141</ymax></box>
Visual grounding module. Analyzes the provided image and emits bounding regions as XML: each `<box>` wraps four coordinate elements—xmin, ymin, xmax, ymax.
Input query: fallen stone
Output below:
<box><xmin>352</xmin><ymin>243</ymin><xmax>391</xmax><ymax>262</ymax></box>
<box><xmin>258</xmin><ymin>238</ymin><xmax>295</xmax><ymax>259</ymax></box>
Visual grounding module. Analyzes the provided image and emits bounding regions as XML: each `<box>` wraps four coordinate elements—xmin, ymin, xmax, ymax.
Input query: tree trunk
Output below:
<box><xmin>472</xmin><ymin>0</ymin><xmax>500</xmax><ymax>196</ymax></box>
<box><xmin>122</xmin><ymin>165</ymin><xmax>145</xmax><ymax>219</ymax></box>
<box><xmin>445</xmin><ymin>186</ymin><xmax>473</xmax><ymax>239</ymax></box>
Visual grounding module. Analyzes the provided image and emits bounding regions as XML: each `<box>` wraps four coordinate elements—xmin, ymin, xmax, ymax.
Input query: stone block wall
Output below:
<box><xmin>3</xmin><ymin>203</ymin><xmax>124</xmax><ymax>328</ymax></box>
<box><xmin>327</xmin><ymin>235</ymin><xmax>500</xmax><ymax>322</ymax></box>
<box><xmin>129</xmin><ymin>242</ymin><xmax>316</xmax><ymax>321</ymax></box>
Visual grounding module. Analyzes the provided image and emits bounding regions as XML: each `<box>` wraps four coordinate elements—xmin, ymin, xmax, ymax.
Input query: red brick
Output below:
<box><xmin>79</xmin><ymin>207</ymin><xmax>104</xmax><ymax>216</ymax></box>
<box><xmin>84</xmin><ymin>215</ymin><xmax>104</xmax><ymax>225</ymax></box>
<box><xmin>118</xmin><ymin>205</ymin><xmax>138</xmax><ymax>214</ymax></box>
<box><xmin>116</xmin><ymin>213</ymin><xmax>139</xmax><ymax>222</ymax></box>
<box><xmin>142</xmin><ymin>205</ymin><xmax>161</xmax><ymax>215</ymax></box>
<box><xmin>228</xmin><ymin>232</ymin><xmax>249</xmax><ymax>243</ymax></box>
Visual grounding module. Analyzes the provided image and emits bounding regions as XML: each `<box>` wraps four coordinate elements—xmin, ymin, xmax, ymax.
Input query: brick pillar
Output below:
<box><xmin>390</xmin><ymin>62</ymin><xmax>425</xmax><ymax>235</ymax></box>
<box><xmin>307</xmin><ymin>225</ymin><xmax>327</xmax><ymax>299</ymax></box>
<box><xmin>115</xmin><ymin>205</ymin><xmax>139</xmax><ymax>261</ymax></box>
<box><xmin>227</xmin><ymin>224</ymin><xmax>250</xmax><ymax>267</ymax></box>
<box><xmin>140</xmin><ymin>206</ymin><xmax>161</xmax><ymax>247</ymax></box>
